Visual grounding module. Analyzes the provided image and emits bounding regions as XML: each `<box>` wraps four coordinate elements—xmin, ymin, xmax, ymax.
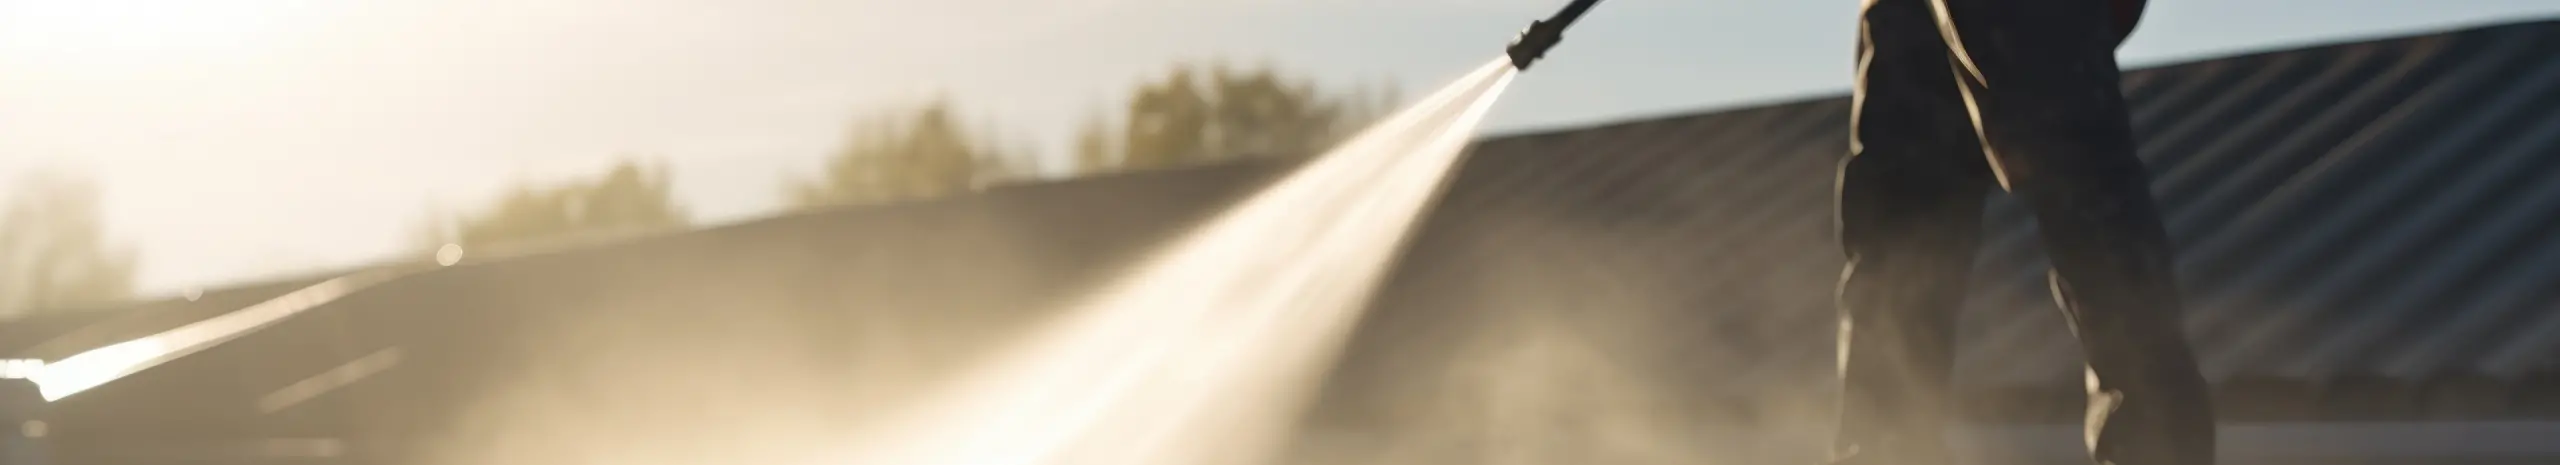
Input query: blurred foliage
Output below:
<box><xmin>789</xmin><ymin>99</ymin><xmax>1024</xmax><ymax>209</ymax></box>
<box><xmin>786</xmin><ymin>62</ymin><xmax>1389</xmax><ymax>211</ymax></box>
<box><xmin>423</xmin><ymin>159</ymin><xmax>690</xmax><ymax>252</ymax></box>
<box><xmin>1075</xmin><ymin>62</ymin><xmax>1400</xmax><ymax>174</ymax></box>
<box><xmin>0</xmin><ymin>169</ymin><xmax>138</xmax><ymax>317</ymax></box>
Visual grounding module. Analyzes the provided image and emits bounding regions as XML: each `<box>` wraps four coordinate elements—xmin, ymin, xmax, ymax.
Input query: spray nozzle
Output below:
<box><xmin>1506</xmin><ymin>20</ymin><xmax>1565</xmax><ymax>70</ymax></box>
<box><xmin>1506</xmin><ymin>0</ymin><xmax>1602</xmax><ymax>71</ymax></box>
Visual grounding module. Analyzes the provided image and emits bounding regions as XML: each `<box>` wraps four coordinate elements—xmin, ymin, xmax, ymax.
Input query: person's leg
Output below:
<box><xmin>1830</xmin><ymin>1</ymin><xmax>1996</xmax><ymax>464</ymax></box>
<box><xmin>1931</xmin><ymin>0</ymin><xmax>2217</xmax><ymax>464</ymax></box>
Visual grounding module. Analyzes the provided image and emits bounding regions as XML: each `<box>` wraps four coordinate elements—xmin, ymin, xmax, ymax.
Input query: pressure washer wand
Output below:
<box><xmin>1506</xmin><ymin>0</ymin><xmax>1603</xmax><ymax>71</ymax></box>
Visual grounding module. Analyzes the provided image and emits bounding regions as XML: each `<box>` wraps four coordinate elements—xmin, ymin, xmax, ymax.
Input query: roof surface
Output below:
<box><xmin>1320</xmin><ymin>17</ymin><xmax>2560</xmax><ymax>424</ymax></box>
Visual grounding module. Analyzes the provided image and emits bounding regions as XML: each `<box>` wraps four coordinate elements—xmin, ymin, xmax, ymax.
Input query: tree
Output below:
<box><xmin>789</xmin><ymin>99</ymin><xmax>1021</xmax><ymax>209</ymax></box>
<box><xmin>1121</xmin><ymin>66</ymin><xmax>1217</xmax><ymax>170</ymax></box>
<box><xmin>0</xmin><ymin>170</ymin><xmax>139</xmax><ymax>317</ymax></box>
<box><xmin>1074</xmin><ymin>62</ymin><xmax>1401</xmax><ymax>175</ymax></box>
<box><xmin>1331</xmin><ymin>76</ymin><xmax>1406</xmax><ymax>144</ymax></box>
<box><xmin>1071</xmin><ymin>111</ymin><xmax>1120</xmax><ymax>175</ymax></box>
<box><xmin>423</xmin><ymin>159</ymin><xmax>690</xmax><ymax>252</ymax></box>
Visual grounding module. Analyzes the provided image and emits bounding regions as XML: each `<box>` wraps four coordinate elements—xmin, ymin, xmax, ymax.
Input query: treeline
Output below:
<box><xmin>0</xmin><ymin>61</ymin><xmax>1393</xmax><ymax>318</ymax></box>
<box><xmin>426</xmin><ymin>61</ymin><xmax>1397</xmax><ymax>252</ymax></box>
<box><xmin>0</xmin><ymin>170</ymin><xmax>139</xmax><ymax>318</ymax></box>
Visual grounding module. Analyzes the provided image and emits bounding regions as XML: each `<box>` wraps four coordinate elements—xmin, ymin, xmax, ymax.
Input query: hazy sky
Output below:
<box><xmin>1</xmin><ymin>0</ymin><xmax>2554</xmax><ymax>294</ymax></box>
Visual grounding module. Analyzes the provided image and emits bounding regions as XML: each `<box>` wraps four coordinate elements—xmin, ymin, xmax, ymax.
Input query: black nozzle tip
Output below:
<box><xmin>1506</xmin><ymin>20</ymin><xmax>1564</xmax><ymax>70</ymax></box>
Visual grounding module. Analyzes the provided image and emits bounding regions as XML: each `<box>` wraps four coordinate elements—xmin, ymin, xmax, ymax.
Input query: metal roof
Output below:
<box><xmin>1317</xmin><ymin>17</ymin><xmax>2560</xmax><ymax>422</ymax></box>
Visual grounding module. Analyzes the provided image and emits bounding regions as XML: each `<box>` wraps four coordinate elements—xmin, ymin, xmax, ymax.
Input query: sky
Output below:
<box><xmin>1</xmin><ymin>0</ymin><xmax>2554</xmax><ymax>295</ymax></box>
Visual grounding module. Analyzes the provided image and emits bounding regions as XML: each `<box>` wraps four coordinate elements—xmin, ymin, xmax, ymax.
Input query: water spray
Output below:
<box><xmin>832</xmin><ymin>60</ymin><xmax>1517</xmax><ymax>465</ymax></box>
<box><xmin>7</xmin><ymin>2</ymin><xmax>1612</xmax><ymax>465</ymax></box>
<box><xmin>817</xmin><ymin>3</ymin><xmax>1612</xmax><ymax>465</ymax></box>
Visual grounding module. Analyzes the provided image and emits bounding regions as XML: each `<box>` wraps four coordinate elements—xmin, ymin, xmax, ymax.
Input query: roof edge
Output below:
<box><xmin>2120</xmin><ymin>15</ymin><xmax>2560</xmax><ymax>70</ymax></box>
<box><xmin>1474</xmin><ymin>15</ymin><xmax>2560</xmax><ymax>144</ymax></box>
<box><xmin>1477</xmin><ymin>91</ymin><xmax>1846</xmax><ymax>144</ymax></box>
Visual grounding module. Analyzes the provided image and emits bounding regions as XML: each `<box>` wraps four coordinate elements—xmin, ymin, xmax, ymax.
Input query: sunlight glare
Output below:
<box><xmin>30</xmin><ymin>269</ymin><xmax>411</xmax><ymax>401</ymax></box>
<box><xmin>0</xmin><ymin>0</ymin><xmax>321</xmax><ymax>60</ymax></box>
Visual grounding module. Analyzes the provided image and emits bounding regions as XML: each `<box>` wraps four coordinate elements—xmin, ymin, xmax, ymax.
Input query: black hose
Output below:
<box><xmin>1548</xmin><ymin>0</ymin><xmax>1602</xmax><ymax>30</ymax></box>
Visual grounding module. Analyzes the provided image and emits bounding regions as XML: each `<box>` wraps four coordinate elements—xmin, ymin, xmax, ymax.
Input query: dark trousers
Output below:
<box><xmin>1830</xmin><ymin>0</ymin><xmax>2215</xmax><ymax>464</ymax></box>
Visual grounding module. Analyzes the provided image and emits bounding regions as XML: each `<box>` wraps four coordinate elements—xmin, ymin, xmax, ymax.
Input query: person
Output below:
<box><xmin>1828</xmin><ymin>0</ymin><xmax>2216</xmax><ymax>464</ymax></box>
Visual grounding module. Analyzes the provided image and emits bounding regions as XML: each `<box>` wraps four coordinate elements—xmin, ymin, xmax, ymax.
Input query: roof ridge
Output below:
<box><xmin>1478</xmin><ymin>15</ymin><xmax>2560</xmax><ymax>143</ymax></box>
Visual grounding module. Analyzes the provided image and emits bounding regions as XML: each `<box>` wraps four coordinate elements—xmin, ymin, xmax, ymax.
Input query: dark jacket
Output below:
<box><xmin>2113</xmin><ymin>0</ymin><xmax>2146</xmax><ymax>45</ymax></box>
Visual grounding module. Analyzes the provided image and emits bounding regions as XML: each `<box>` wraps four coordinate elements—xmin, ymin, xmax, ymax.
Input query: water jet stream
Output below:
<box><xmin>831</xmin><ymin>58</ymin><xmax>1519</xmax><ymax>465</ymax></box>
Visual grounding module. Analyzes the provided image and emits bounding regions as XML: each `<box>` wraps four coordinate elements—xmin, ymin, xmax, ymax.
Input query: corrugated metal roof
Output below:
<box><xmin>1447</xmin><ymin>17</ymin><xmax>2557</xmax><ymax>380</ymax></box>
<box><xmin>1317</xmin><ymin>17</ymin><xmax>2560</xmax><ymax>423</ymax></box>
<box><xmin>1979</xmin><ymin>18</ymin><xmax>2560</xmax><ymax>384</ymax></box>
